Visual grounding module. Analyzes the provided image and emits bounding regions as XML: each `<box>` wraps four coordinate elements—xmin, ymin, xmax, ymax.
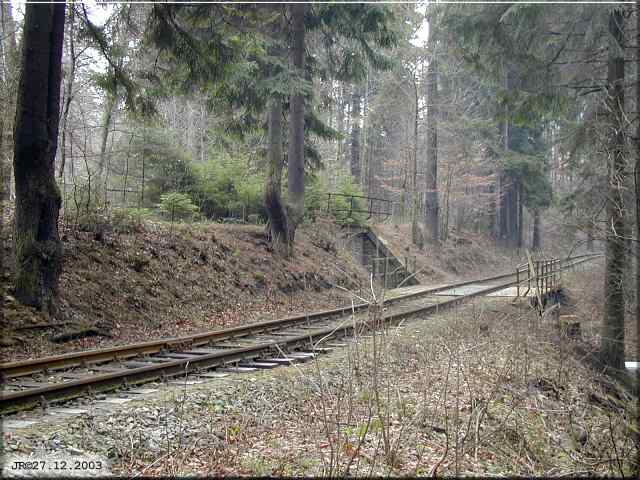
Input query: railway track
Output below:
<box><xmin>0</xmin><ymin>254</ymin><xmax>600</xmax><ymax>414</ymax></box>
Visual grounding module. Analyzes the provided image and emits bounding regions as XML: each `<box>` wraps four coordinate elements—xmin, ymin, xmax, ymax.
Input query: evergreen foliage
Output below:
<box><xmin>191</xmin><ymin>152</ymin><xmax>265</xmax><ymax>220</ymax></box>
<box><xmin>158</xmin><ymin>192</ymin><xmax>198</xmax><ymax>222</ymax></box>
<box><xmin>307</xmin><ymin>172</ymin><xmax>367</xmax><ymax>226</ymax></box>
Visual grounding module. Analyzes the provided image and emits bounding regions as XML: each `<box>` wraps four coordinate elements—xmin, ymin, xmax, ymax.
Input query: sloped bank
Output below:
<box><xmin>1</xmin><ymin>217</ymin><xmax>369</xmax><ymax>361</ymax></box>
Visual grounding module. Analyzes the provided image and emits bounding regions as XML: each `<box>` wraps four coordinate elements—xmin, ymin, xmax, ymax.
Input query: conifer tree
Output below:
<box><xmin>13</xmin><ymin>2</ymin><xmax>66</xmax><ymax>313</ymax></box>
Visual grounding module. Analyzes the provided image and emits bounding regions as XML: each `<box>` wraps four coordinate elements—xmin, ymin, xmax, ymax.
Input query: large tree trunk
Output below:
<box><xmin>636</xmin><ymin>6</ymin><xmax>640</xmax><ymax>385</ymax></box>
<box><xmin>262</xmin><ymin>5</ymin><xmax>290</xmax><ymax>256</ymax></box>
<box><xmin>264</xmin><ymin>97</ymin><xmax>289</xmax><ymax>255</ymax></box>
<box><xmin>13</xmin><ymin>2</ymin><xmax>65</xmax><ymax>314</ymax></box>
<box><xmin>497</xmin><ymin>66</ymin><xmax>521</xmax><ymax>249</ymax></box>
<box><xmin>285</xmin><ymin>3</ymin><xmax>305</xmax><ymax>245</ymax></box>
<box><xmin>424</xmin><ymin>50</ymin><xmax>439</xmax><ymax>245</ymax></box>
<box><xmin>350</xmin><ymin>86</ymin><xmax>362</xmax><ymax>183</ymax></box>
<box><xmin>601</xmin><ymin>8</ymin><xmax>626</xmax><ymax>371</ymax></box>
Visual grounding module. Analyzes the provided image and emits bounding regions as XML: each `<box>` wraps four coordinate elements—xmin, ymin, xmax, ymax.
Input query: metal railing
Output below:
<box><xmin>326</xmin><ymin>193</ymin><xmax>392</xmax><ymax>220</ymax></box>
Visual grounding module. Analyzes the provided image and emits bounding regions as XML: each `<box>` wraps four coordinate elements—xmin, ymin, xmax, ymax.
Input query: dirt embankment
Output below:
<box><xmin>1</xmin><ymin>217</ymin><xmax>369</xmax><ymax>361</ymax></box>
<box><xmin>373</xmin><ymin>223</ymin><xmax>522</xmax><ymax>284</ymax></box>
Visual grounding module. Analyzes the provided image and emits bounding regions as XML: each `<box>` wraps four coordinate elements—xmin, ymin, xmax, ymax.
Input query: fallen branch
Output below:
<box><xmin>50</xmin><ymin>327</ymin><xmax>112</xmax><ymax>343</ymax></box>
<box><xmin>15</xmin><ymin>322</ymin><xmax>72</xmax><ymax>331</ymax></box>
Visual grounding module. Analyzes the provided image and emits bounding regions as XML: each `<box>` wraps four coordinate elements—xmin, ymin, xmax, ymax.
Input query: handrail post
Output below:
<box><xmin>516</xmin><ymin>267</ymin><xmax>520</xmax><ymax>298</ymax></box>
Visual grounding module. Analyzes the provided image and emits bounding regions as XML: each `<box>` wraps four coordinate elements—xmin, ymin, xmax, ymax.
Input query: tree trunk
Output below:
<box><xmin>636</xmin><ymin>5</ymin><xmax>640</xmax><ymax>385</ymax></box>
<box><xmin>601</xmin><ymin>8</ymin><xmax>626</xmax><ymax>371</ymax></box>
<box><xmin>1</xmin><ymin>0</ymin><xmax>18</xmax><ymax>206</ymax></box>
<box><xmin>362</xmin><ymin>71</ymin><xmax>370</xmax><ymax>194</ymax></box>
<box><xmin>497</xmin><ymin>65</ymin><xmax>521</xmax><ymax>249</ymax></box>
<box><xmin>58</xmin><ymin>5</ymin><xmax>76</xmax><ymax>180</ymax></box>
<box><xmin>517</xmin><ymin>181</ymin><xmax>524</xmax><ymax>249</ymax></box>
<box><xmin>13</xmin><ymin>2</ymin><xmax>65</xmax><ymax>314</ymax></box>
<box><xmin>366</xmin><ymin>126</ymin><xmax>375</xmax><ymax>197</ymax></box>
<box><xmin>411</xmin><ymin>77</ymin><xmax>421</xmax><ymax>247</ymax></box>
<box><xmin>286</xmin><ymin>2</ymin><xmax>305</xmax><ymax>245</ymax></box>
<box><xmin>440</xmin><ymin>164</ymin><xmax>453</xmax><ymax>243</ymax></box>
<box><xmin>489</xmin><ymin>183</ymin><xmax>498</xmax><ymax>239</ymax></box>
<box><xmin>97</xmin><ymin>92</ymin><xmax>117</xmax><ymax>179</ymax></box>
<box><xmin>499</xmin><ymin>176</ymin><xmax>520</xmax><ymax>249</ymax></box>
<box><xmin>424</xmin><ymin>50</ymin><xmax>439</xmax><ymax>244</ymax></box>
<box><xmin>498</xmin><ymin>172</ymin><xmax>508</xmax><ymax>245</ymax></box>
<box><xmin>264</xmin><ymin>97</ymin><xmax>289</xmax><ymax>255</ymax></box>
<box><xmin>262</xmin><ymin>5</ymin><xmax>289</xmax><ymax>255</ymax></box>
<box><xmin>336</xmin><ymin>83</ymin><xmax>345</xmax><ymax>168</ymax></box>
<box><xmin>350</xmin><ymin>86</ymin><xmax>362</xmax><ymax>183</ymax></box>
<box><xmin>532</xmin><ymin>209</ymin><xmax>541</xmax><ymax>250</ymax></box>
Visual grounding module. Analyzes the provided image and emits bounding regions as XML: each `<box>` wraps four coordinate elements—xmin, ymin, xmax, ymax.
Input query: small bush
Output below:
<box><xmin>158</xmin><ymin>192</ymin><xmax>199</xmax><ymax>223</ymax></box>
<box><xmin>111</xmin><ymin>208</ymin><xmax>152</xmax><ymax>233</ymax></box>
<box><xmin>191</xmin><ymin>151</ymin><xmax>266</xmax><ymax>219</ymax></box>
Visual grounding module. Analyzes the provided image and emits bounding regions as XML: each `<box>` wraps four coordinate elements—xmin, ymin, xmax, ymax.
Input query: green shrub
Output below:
<box><xmin>323</xmin><ymin>174</ymin><xmax>367</xmax><ymax>226</ymax></box>
<box><xmin>191</xmin><ymin>151</ymin><xmax>266</xmax><ymax>220</ymax></box>
<box><xmin>158</xmin><ymin>192</ymin><xmax>199</xmax><ymax>224</ymax></box>
<box><xmin>304</xmin><ymin>172</ymin><xmax>366</xmax><ymax>226</ymax></box>
<box><xmin>304</xmin><ymin>175</ymin><xmax>327</xmax><ymax>221</ymax></box>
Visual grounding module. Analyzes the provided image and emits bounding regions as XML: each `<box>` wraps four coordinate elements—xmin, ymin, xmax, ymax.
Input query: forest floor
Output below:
<box><xmin>2</xmin><ymin>269</ymin><xmax>637</xmax><ymax>477</ymax></box>
<box><xmin>560</xmin><ymin>263</ymin><xmax>638</xmax><ymax>366</ymax></box>
<box><xmin>2</xmin><ymin>214</ymin><xmax>637</xmax><ymax>476</ymax></box>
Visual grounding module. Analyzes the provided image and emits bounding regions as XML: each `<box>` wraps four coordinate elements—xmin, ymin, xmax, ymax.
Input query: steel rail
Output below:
<box><xmin>0</xmin><ymin>255</ymin><xmax>600</xmax><ymax>414</ymax></box>
<box><xmin>0</xmin><ymin>265</ymin><xmax>533</xmax><ymax>378</ymax></box>
<box><xmin>0</xmin><ymin>253</ymin><xmax>601</xmax><ymax>379</ymax></box>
